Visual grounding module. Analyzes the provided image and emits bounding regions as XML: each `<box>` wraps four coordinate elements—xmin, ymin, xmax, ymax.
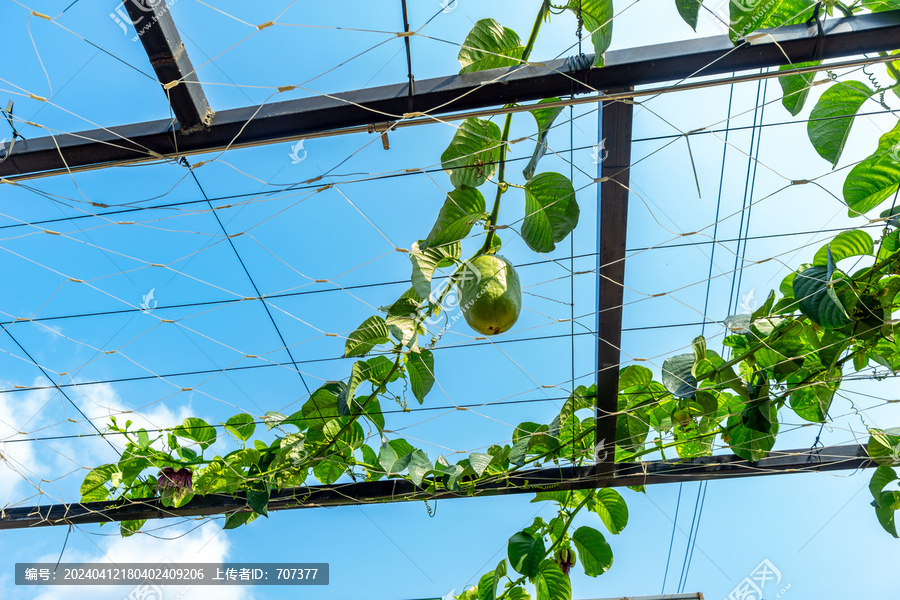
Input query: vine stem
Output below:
<box><xmin>259</xmin><ymin>348</ymin><xmax>405</xmax><ymax>482</ymax></box>
<box><xmin>479</xmin><ymin>0</ymin><xmax>549</xmax><ymax>255</ymax></box>
<box><xmin>497</xmin><ymin>490</ymin><xmax>593</xmax><ymax>600</ymax></box>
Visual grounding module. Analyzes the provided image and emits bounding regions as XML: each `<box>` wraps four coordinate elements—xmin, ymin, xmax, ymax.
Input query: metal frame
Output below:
<box><xmin>0</xmin><ymin>445</ymin><xmax>870</xmax><ymax>529</ymax></box>
<box><xmin>596</xmin><ymin>90</ymin><xmax>633</xmax><ymax>474</ymax></box>
<box><xmin>2</xmin><ymin>11</ymin><xmax>899</xmax><ymax>179</ymax></box>
<box><xmin>124</xmin><ymin>0</ymin><xmax>213</xmax><ymax>133</ymax></box>
<box><xmin>0</xmin><ymin>11</ymin><xmax>897</xmax><ymax>528</ymax></box>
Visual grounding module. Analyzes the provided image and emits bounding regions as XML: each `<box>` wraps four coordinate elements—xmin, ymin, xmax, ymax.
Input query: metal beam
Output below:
<box><xmin>2</xmin><ymin>10</ymin><xmax>900</xmax><ymax>179</ymax></box>
<box><xmin>595</xmin><ymin>91</ymin><xmax>633</xmax><ymax>474</ymax></box>
<box><xmin>0</xmin><ymin>444</ymin><xmax>871</xmax><ymax>530</ymax></box>
<box><xmin>124</xmin><ymin>0</ymin><xmax>213</xmax><ymax>133</ymax></box>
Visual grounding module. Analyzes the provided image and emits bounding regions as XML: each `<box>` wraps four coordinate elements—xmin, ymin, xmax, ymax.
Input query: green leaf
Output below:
<box><xmin>223</xmin><ymin>511</ymin><xmax>257</xmax><ymax>530</ymax></box>
<box><xmin>523</xmin><ymin>99</ymin><xmax>564</xmax><ymax>181</ymax></box>
<box><xmin>302</xmin><ymin>382</ymin><xmax>343</xmax><ymax>426</ymax></box>
<box><xmin>442</xmin><ymin>463</ymin><xmax>465</xmax><ymax>491</ymax></box>
<box><xmin>535</xmin><ymin>559</ymin><xmax>571</xmax><ymax>600</ymax></box>
<box><xmin>174</xmin><ymin>417</ymin><xmax>216</xmax><ymax>450</ymax></box>
<box><xmin>792</xmin><ymin>264</ymin><xmax>852</xmax><ymax>328</ymax></box>
<box><xmin>618</xmin><ymin>365</ymin><xmax>653</xmax><ymax>390</ymax></box>
<box><xmin>120</xmin><ymin>519</ymin><xmax>145</xmax><ymax>537</ymax></box>
<box><xmin>724</xmin><ymin>402</ymin><xmax>778</xmax><ymax>461</ymax></box>
<box><xmin>458</xmin><ymin>19</ymin><xmax>524</xmax><ymax>74</ymax></box>
<box><xmin>588</xmin><ymin>489</ymin><xmax>628</xmax><ymax>534</ymax></box>
<box><xmin>788</xmin><ymin>378</ymin><xmax>835</xmax><ymax>423</ymax></box>
<box><xmin>509</xmin><ymin>438</ymin><xmax>529</xmax><ymax>467</ymax></box>
<box><xmin>422</xmin><ymin>187</ymin><xmax>487</xmax><ymax>250</ymax></box>
<box><xmin>224</xmin><ymin>413</ymin><xmax>256</xmax><ymax>442</ymax></box>
<box><xmin>459</xmin><ymin>586</ymin><xmax>479</xmax><ymax>600</ymax></box>
<box><xmin>469</xmin><ymin>452</ymin><xmax>492</xmax><ymax>477</ymax></box>
<box><xmin>870</xmin><ymin>465</ymin><xmax>898</xmax><ymax>506</ymax></box>
<box><xmin>80</xmin><ymin>464</ymin><xmax>119</xmax><ymax>502</ymax></box>
<box><xmin>728</xmin><ymin>0</ymin><xmax>783</xmax><ymax>43</ymax></box>
<box><xmin>136</xmin><ymin>428</ymin><xmax>150</xmax><ymax>448</ymax></box>
<box><xmin>477</xmin><ymin>572</ymin><xmax>496</xmax><ymax>600</ymax></box>
<box><xmin>362</xmin><ymin>355</ymin><xmax>402</xmax><ymax>383</ymax></box>
<box><xmin>313</xmin><ymin>457</ymin><xmax>345</xmax><ymax>485</ymax></box>
<box><xmin>808</xmin><ymin>81</ymin><xmax>874</xmax><ymax>167</ymax></box>
<box><xmin>867</xmin><ymin>429</ymin><xmax>900</xmax><ymax>465</ymax></box>
<box><xmin>225</xmin><ymin>447</ymin><xmax>261</xmax><ymax>467</ymax></box>
<box><xmin>381</xmin><ymin>287</ymin><xmax>423</xmax><ymax>319</ymax></box>
<box><xmin>522</xmin><ymin>172</ymin><xmax>580</xmax><ymax>253</ymax></box>
<box><xmin>263</xmin><ymin>411</ymin><xmax>287</xmax><ymax>430</ymax></box>
<box><xmin>507</xmin><ymin>531</ymin><xmax>545</xmax><ymax>578</ymax></box>
<box><xmin>813</xmin><ymin>230</ymin><xmax>874</xmax><ymax>266</ymax></box>
<box><xmin>616</xmin><ymin>393</ymin><xmax>650</xmax><ymax>453</ymax></box>
<box><xmin>410</xmin><ymin>241</ymin><xmax>461</xmax><ymax>299</ymax></box>
<box><xmin>862</xmin><ymin>0</ymin><xmax>900</xmax><ymax>12</ymax></box>
<box><xmin>742</xmin><ymin>397</ymin><xmax>774</xmax><ymax>433</ymax></box>
<box><xmin>761</xmin><ymin>0</ymin><xmax>816</xmax><ymax>27</ymax></box>
<box><xmin>339</xmin><ymin>361</ymin><xmax>367</xmax><ymax>417</ymax></box>
<box><xmin>407</xmin><ymin>450</ymin><xmax>431</xmax><ymax>486</ymax></box>
<box><xmin>246</xmin><ymin>489</ymin><xmax>269</xmax><ymax>517</ymax></box>
<box><xmin>843</xmin><ymin>120</ymin><xmax>900</xmax><ymax>216</ymax></box>
<box><xmin>345</xmin><ymin>316</ymin><xmax>391</xmax><ymax>357</ymax></box>
<box><xmin>568</xmin><ymin>0</ymin><xmax>613</xmax><ymax>67</ymax></box>
<box><xmin>571</xmin><ymin>526</ymin><xmax>613</xmax><ymax>577</ymax></box>
<box><xmin>778</xmin><ymin>61</ymin><xmax>819</xmax><ymax>116</ymax></box>
<box><xmin>361</xmin><ymin>395</ymin><xmax>385</xmax><ymax>432</ymax></box>
<box><xmin>441</xmin><ymin>118</ymin><xmax>503</xmax><ymax>189</ymax></box>
<box><xmin>378</xmin><ymin>438</ymin><xmax>415</xmax><ymax>475</ymax></box>
<box><xmin>492</xmin><ymin>559</ymin><xmax>507</xmax><ymax>600</ymax></box>
<box><xmin>661</xmin><ymin>354</ymin><xmax>697</xmax><ymax>399</ymax></box>
<box><xmin>406</xmin><ymin>350</ymin><xmax>435</xmax><ymax>404</ymax></box>
<box><xmin>874</xmin><ymin>494</ymin><xmax>899</xmax><ymax>537</ymax></box>
<box><xmin>675</xmin><ymin>0</ymin><xmax>702</xmax><ymax>30</ymax></box>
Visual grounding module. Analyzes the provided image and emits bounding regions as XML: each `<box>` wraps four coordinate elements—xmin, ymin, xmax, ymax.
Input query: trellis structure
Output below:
<box><xmin>1</xmin><ymin>8</ymin><xmax>898</xmax><ymax>530</ymax></box>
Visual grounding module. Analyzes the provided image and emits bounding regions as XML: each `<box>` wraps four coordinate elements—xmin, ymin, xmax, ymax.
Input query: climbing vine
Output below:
<box><xmin>80</xmin><ymin>1</ymin><xmax>900</xmax><ymax>598</ymax></box>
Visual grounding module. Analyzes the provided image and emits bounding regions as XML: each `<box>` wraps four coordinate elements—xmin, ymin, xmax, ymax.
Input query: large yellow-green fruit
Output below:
<box><xmin>459</xmin><ymin>254</ymin><xmax>521</xmax><ymax>335</ymax></box>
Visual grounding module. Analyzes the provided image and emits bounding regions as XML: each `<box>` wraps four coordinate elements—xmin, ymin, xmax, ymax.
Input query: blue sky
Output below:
<box><xmin>0</xmin><ymin>1</ymin><xmax>898</xmax><ymax>599</ymax></box>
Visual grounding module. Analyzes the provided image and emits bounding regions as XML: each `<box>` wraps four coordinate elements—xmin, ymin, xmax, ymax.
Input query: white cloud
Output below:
<box><xmin>2</xmin><ymin>379</ymin><xmax>218</xmax><ymax>508</ymax></box>
<box><xmin>28</xmin><ymin>523</ymin><xmax>254</xmax><ymax>600</ymax></box>
<box><xmin>0</xmin><ymin>385</ymin><xmax>55</xmax><ymax>500</ymax></box>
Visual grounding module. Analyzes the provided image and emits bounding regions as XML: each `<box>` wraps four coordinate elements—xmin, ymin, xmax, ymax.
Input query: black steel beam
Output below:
<box><xmin>596</xmin><ymin>91</ymin><xmax>633</xmax><ymax>474</ymax></box>
<box><xmin>124</xmin><ymin>0</ymin><xmax>213</xmax><ymax>133</ymax></box>
<box><xmin>3</xmin><ymin>11</ymin><xmax>900</xmax><ymax>179</ymax></box>
<box><xmin>0</xmin><ymin>444</ymin><xmax>871</xmax><ymax>530</ymax></box>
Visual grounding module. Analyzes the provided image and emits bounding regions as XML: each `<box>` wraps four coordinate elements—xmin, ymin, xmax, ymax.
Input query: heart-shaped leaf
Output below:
<box><xmin>808</xmin><ymin>80</ymin><xmax>874</xmax><ymax>167</ymax></box>
<box><xmin>522</xmin><ymin>172</ymin><xmax>579</xmax><ymax>253</ymax></box>
<box><xmin>843</xmin><ymin>120</ymin><xmax>900</xmax><ymax>216</ymax></box>
<box><xmin>410</xmin><ymin>240</ymin><xmax>461</xmax><ymax>299</ymax></box>
<box><xmin>407</xmin><ymin>350</ymin><xmax>435</xmax><ymax>404</ymax></box>
<box><xmin>778</xmin><ymin>60</ymin><xmax>819</xmax><ymax>116</ymax></box>
<box><xmin>422</xmin><ymin>186</ymin><xmax>487</xmax><ymax>249</ymax></box>
<box><xmin>812</xmin><ymin>230</ymin><xmax>873</xmax><ymax>266</ymax></box>
<box><xmin>571</xmin><ymin>526</ymin><xmax>613</xmax><ymax>576</ymax></box>
<box><xmin>675</xmin><ymin>0</ymin><xmax>702</xmax><ymax>30</ymax></box>
<box><xmin>791</xmin><ymin>264</ymin><xmax>852</xmax><ymax>328</ymax></box>
<box><xmin>507</xmin><ymin>531</ymin><xmax>544</xmax><ymax>578</ymax></box>
<box><xmin>345</xmin><ymin>316</ymin><xmax>391</xmax><ymax>357</ymax></box>
<box><xmin>458</xmin><ymin>19</ymin><xmax>524</xmax><ymax>74</ymax></box>
<box><xmin>661</xmin><ymin>353</ymin><xmax>697</xmax><ymax>399</ymax></box>
<box><xmin>441</xmin><ymin>118</ymin><xmax>503</xmax><ymax>189</ymax></box>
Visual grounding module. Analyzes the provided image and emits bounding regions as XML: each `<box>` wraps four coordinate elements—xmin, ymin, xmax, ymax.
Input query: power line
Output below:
<box><xmin>186</xmin><ymin>161</ymin><xmax>312</xmax><ymax>395</ymax></box>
